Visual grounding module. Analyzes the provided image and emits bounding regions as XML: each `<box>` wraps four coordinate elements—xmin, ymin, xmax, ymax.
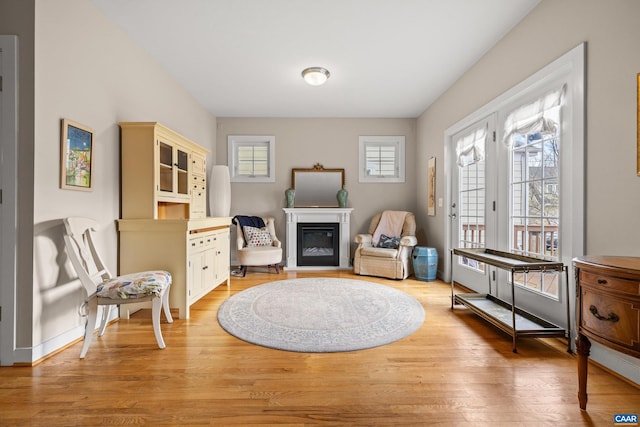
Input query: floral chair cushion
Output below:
<box><xmin>97</xmin><ymin>270</ymin><xmax>171</xmax><ymax>300</ymax></box>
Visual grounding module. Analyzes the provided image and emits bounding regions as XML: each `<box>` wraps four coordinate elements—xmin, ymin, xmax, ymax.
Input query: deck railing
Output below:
<box><xmin>460</xmin><ymin>224</ymin><xmax>559</xmax><ymax>257</ymax></box>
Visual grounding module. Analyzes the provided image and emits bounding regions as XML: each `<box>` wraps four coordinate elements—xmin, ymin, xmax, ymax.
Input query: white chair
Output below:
<box><xmin>353</xmin><ymin>211</ymin><xmax>418</xmax><ymax>280</ymax></box>
<box><xmin>62</xmin><ymin>217</ymin><xmax>173</xmax><ymax>358</ymax></box>
<box><xmin>235</xmin><ymin>216</ymin><xmax>282</xmax><ymax>277</ymax></box>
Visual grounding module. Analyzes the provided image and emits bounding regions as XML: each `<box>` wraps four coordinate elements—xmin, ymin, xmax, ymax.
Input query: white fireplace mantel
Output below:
<box><xmin>283</xmin><ymin>207</ymin><xmax>353</xmax><ymax>270</ymax></box>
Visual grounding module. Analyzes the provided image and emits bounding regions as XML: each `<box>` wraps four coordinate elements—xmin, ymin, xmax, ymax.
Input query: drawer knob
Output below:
<box><xmin>589</xmin><ymin>305</ymin><xmax>619</xmax><ymax>323</ymax></box>
<box><xmin>597</xmin><ymin>279</ymin><xmax>608</xmax><ymax>284</ymax></box>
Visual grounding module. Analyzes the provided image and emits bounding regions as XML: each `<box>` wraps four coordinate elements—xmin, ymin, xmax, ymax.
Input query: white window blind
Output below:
<box><xmin>503</xmin><ymin>85</ymin><xmax>566</xmax><ymax>147</ymax></box>
<box><xmin>236</xmin><ymin>142</ymin><xmax>269</xmax><ymax>177</ymax></box>
<box><xmin>455</xmin><ymin>125</ymin><xmax>487</xmax><ymax>167</ymax></box>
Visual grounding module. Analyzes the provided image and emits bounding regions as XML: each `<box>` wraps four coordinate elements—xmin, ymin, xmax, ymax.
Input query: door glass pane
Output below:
<box><xmin>458</xmin><ymin>149</ymin><xmax>485</xmax><ymax>272</ymax></box>
<box><xmin>509</xmin><ymin>104</ymin><xmax>561</xmax><ymax>298</ymax></box>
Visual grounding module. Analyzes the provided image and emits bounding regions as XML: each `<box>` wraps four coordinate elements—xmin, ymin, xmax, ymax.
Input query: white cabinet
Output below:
<box><xmin>189</xmin><ymin>151</ymin><xmax>207</xmax><ymax>219</ymax></box>
<box><xmin>118</xmin><ymin>218</ymin><xmax>231</xmax><ymax>319</ymax></box>
<box><xmin>120</xmin><ymin>122</ymin><xmax>208</xmax><ymax>220</ymax></box>
<box><xmin>188</xmin><ymin>227</ymin><xmax>229</xmax><ymax>305</ymax></box>
<box><xmin>118</xmin><ymin>122</ymin><xmax>231</xmax><ymax>319</ymax></box>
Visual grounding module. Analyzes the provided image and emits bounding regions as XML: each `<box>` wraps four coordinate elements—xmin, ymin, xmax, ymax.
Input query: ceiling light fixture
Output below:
<box><xmin>301</xmin><ymin>67</ymin><xmax>330</xmax><ymax>86</ymax></box>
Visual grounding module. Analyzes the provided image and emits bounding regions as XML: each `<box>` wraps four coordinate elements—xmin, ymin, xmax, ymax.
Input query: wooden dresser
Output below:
<box><xmin>573</xmin><ymin>256</ymin><xmax>640</xmax><ymax>410</ymax></box>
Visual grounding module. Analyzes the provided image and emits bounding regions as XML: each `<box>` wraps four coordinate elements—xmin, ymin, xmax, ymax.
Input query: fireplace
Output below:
<box><xmin>282</xmin><ymin>207</ymin><xmax>353</xmax><ymax>270</ymax></box>
<box><xmin>297</xmin><ymin>223</ymin><xmax>339</xmax><ymax>266</ymax></box>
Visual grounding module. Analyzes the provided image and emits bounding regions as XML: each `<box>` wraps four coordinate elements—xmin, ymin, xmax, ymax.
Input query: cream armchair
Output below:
<box><xmin>235</xmin><ymin>216</ymin><xmax>282</xmax><ymax>277</ymax></box>
<box><xmin>353</xmin><ymin>211</ymin><xmax>418</xmax><ymax>280</ymax></box>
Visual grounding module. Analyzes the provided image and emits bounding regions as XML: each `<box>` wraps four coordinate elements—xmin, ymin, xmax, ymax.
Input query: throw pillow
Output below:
<box><xmin>243</xmin><ymin>226</ymin><xmax>273</xmax><ymax>247</ymax></box>
<box><xmin>377</xmin><ymin>234</ymin><xmax>401</xmax><ymax>249</ymax></box>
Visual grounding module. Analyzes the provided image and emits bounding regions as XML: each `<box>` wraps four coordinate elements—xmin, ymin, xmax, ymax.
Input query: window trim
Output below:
<box><xmin>358</xmin><ymin>135</ymin><xmax>406</xmax><ymax>183</ymax></box>
<box><xmin>228</xmin><ymin>135</ymin><xmax>275</xmax><ymax>183</ymax></box>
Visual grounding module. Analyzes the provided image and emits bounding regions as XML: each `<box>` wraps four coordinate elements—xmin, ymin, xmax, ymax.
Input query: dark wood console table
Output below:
<box><xmin>451</xmin><ymin>248</ymin><xmax>570</xmax><ymax>353</ymax></box>
<box><xmin>573</xmin><ymin>256</ymin><xmax>640</xmax><ymax>410</ymax></box>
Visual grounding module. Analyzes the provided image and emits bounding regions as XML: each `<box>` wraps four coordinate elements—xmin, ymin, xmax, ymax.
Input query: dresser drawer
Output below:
<box><xmin>579</xmin><ymin>270</ymin><xmax>640</xmax><ymax>296</ymax></box>
<box><xmin>191</xmin><ymin>174</ymin><xmax>206</xmax><ymax>185</ymax></box>
<box><xmin>580</xmin><ymin>287</ymin><xmax>640</xmax><ymax>352</ymax></box>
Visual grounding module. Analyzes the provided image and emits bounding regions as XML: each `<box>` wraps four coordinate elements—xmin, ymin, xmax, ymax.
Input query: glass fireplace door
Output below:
<box><xmin>297</xmin><ymin>223</ymin><xmax>339</xmax><ymax>266</ymax></box>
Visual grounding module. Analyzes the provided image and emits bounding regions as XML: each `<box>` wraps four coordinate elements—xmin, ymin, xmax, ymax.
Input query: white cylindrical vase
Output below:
<box><xmin>209</xmin><ymin>165</ymin><xmax>231</xmax><ymax>217</ymax></box>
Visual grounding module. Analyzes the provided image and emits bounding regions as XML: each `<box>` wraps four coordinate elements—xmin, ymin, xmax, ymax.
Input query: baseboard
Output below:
<box><xmin>8</xmin><ymin>306</ymin><xmax>118</xmax><ymax>366</ymax></box>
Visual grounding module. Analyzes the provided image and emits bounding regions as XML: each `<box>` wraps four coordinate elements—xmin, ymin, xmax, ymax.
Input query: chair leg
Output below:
<box><xmin>80</xmin><ymin>298</ymin><xmax>98</xmax><ymax>359</ymax></box>
<box><xmin>162</xmin><ymin>287</ymin><xmax>173</xmax><ymax>324</ymax></box>
<box><xmin>97</xmin><ymin>305</ymin><xmax>112</xmax><ymax>337</ymax></box>
<box><xmin>241</xmin><ymin>265</ymin><xmax>247</xmax><ymax>277</ymax></box>
<box><xmin>273</xmin><ymin>264</ymin><xmax>280</xmax><ymax>274</ymax></box>
<box><xmin>151</xmin><ymin>296</ymin><xmax>166</xmax><ymax>349</ymax></box>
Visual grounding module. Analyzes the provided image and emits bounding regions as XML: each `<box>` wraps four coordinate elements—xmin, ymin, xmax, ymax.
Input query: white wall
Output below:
<box><xmin>25</xmin><ymin>0</ymin><xmax>217</xmax><ymax>361</ymax></box>
<box><xmin>216</xmin><ymin>117</ymin><xmax>418</xmax><ymax>263</ymax></box>
<box><xmin>416</xmin><ymin>0</ymin><xmax>640</xmax><ymax>383</ymax></box>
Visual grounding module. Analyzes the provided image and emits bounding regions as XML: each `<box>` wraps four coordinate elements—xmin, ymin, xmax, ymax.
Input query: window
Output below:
<box><xmin>228</xmin><ymin>135</ymin><xmax>275</xmax><ymax>183</ymax></box>
<box><xmin>358</xmin><ymin>136</ymin><xmax>405</xmax><ymax>183</ymax></box>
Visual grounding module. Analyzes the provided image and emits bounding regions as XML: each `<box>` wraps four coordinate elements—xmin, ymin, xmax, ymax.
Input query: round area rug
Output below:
<box><xmin>217</xmin><ymin>278</ymin><xmax>425</xmax><ymax>352</ymax></box>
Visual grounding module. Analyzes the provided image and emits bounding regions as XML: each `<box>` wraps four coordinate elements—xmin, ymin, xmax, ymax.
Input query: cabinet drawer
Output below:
<box><xmin>580</xmin><ymin>287</ymin><xmax>640</xmax><ymax>352</ymax></box>
<box><xmin>192</xmin><ymin>183</ymin><xmax>206</xmax><ymax>194</ymax></box>
<box><xmin>188</xmin><ymin>235</ymin><xmax>207</xmax><ymax>253</ymax></box>
<box><xmin>191</xmin><ymin>174</ymin><xmax>206</xmax><ymax>185</ymax></box>
<box><xmin>580</xmin><ymin>270</ymin><xmax>639</xmax><ymax>296</ymax></box>
<box><xmin>191</xmin><ymin>155</ymin><xmax>206</xmax><ymax>175</ymax></box>
<box><xmin>189</xmin><ymin>232</ymin><xmax>216</xmax><ymax>253</ymax></box>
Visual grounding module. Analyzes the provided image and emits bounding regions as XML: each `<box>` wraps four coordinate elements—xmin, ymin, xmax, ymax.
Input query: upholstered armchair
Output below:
<box><xmin>235</xmin><ymin>216</ymin><xmax>282</xmax><ymax>277</ymax></box>
<box><xmin>353</xmin><ymin>211</ymin><xmax>418</xmax><ymax>280</ymax></box>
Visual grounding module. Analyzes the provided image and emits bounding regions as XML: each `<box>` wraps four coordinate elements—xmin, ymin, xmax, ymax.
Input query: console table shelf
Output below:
<box><xmin>451</xmin><ymin>248</ymin><xmax>570</xmax><ymax>353</ymax></box>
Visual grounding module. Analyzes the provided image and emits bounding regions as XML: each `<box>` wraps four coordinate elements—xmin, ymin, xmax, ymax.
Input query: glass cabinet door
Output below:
<box><xmin>158</xmin><ymin>141</ymin><xmax>190</xmax><ymax>197</ymax></box>
<box><xmin>176</xmin><ymin>148</ymin><xmax>189</xmax><ymax>196</ymax></box>
<box><xmin>159</xmin><ymin>142</ymin><xmax>174</xmax><ymax>193</ymax></box>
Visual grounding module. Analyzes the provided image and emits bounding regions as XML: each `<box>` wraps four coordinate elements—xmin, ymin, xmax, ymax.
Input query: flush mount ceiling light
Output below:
<box><xmin>301</xmin><ymin>67</ymin><xmax>330</xmax><ymax>86</ymax></box>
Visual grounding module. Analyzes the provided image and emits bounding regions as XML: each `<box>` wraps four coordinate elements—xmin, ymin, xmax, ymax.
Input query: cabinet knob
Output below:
<box><xmin>597</xmin><ymin>279</ymin><xmax>608</xmax><ymax>284</ymax></box>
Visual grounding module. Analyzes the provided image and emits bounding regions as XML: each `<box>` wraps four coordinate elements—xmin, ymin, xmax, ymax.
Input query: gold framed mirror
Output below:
<box><xmin>291</xmin><ymin>164</ymin><xmax>345</xmax><ymax>207</ymax></box>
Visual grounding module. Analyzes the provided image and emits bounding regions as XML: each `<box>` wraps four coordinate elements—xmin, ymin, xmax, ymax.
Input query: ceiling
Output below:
<box><xmin>90</xmin><ymin>0</ymin><xmax>540</xmax><ymax>118</ymax></box>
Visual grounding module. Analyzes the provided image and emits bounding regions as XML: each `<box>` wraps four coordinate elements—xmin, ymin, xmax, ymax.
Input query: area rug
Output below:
<box><xmin>217</xmin><ymin>278</ymin><xmax>425</xmax><ymax>352</ymax></box>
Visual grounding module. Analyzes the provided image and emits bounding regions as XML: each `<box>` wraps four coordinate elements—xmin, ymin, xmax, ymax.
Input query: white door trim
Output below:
<box><xmin>0</xmin><ymin>35</ymin><xmax>18</xmax><ymax>366</ymax></box>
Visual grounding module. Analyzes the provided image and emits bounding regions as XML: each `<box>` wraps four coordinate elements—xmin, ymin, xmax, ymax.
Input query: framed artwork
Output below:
<box><xmin>427</xmin><ymin>157</ymin><xmax>436</xmax><ymax>216</ymax></box>
<box><xmin>60</xmin><ymin>119</ymin><xmax>94</xmax><ymax>191</ymax></box>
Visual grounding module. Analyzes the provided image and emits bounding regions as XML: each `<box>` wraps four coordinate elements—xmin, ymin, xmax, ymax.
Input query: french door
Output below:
<box><xmin>449</xmin><ymin>114</ymin><xmax>497</xmax><ymax>293</ymax></box>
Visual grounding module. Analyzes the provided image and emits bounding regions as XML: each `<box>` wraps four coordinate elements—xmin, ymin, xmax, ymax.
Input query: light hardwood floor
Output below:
<box><xmin>1</xmin><ymin>270</ymin><xmax>638</xmax><ymax>426</ymax></box>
